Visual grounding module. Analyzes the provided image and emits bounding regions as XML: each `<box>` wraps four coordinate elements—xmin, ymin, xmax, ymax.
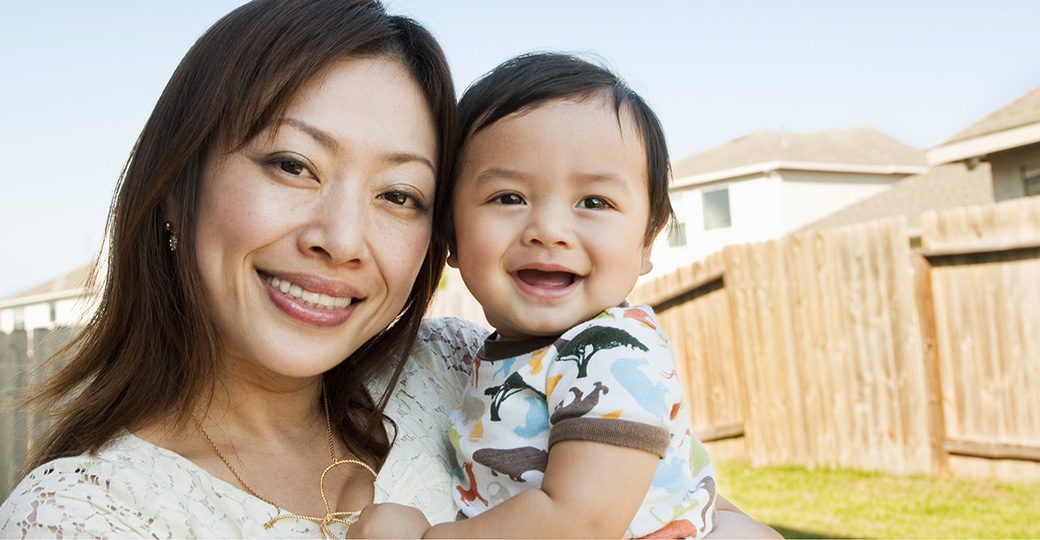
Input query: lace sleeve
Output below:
<box><xmin>1</xmin><ymin>459</ymin><xmax>176</xmax><ymax>538</ymax></box>
<box><xmin>370</xmin><ymin>316</ymin><xmax>489</xmax><ymax>524</ymax></box>
<box><xmin>417</xmin><ymin>316</ymin><xmax>489</xmax><ymax>375</ymax></box>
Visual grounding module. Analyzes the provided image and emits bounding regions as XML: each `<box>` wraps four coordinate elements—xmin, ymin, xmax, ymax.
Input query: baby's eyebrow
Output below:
<box><xmin>473</xmin><ymin>166</ymin><xmax>527</xmax><ymax>186</ymax></box>
<box><xmin>574</xmin><ymin>172</ymin><xmax>633</xmax><ymax>193</ymax></box>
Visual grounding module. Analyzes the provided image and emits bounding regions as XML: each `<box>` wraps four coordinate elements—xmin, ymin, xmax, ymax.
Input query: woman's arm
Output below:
<box><xmin>706</xmin><ymin>495</ymin><xmax>783</xmax><ymax>539</ymax></box>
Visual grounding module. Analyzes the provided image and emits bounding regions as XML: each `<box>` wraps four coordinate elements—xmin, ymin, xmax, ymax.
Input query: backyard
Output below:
<box><xmin>717</xmin><ymin>461</ymin><xmax>1040</xmax><ymax>538</ymax></box>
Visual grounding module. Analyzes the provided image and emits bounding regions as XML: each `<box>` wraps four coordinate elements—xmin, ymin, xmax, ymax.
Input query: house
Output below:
<box><xmin>797</xmin><ymin>162</ymin><xmax>995</xmax><ymax>248</ymax></box>
<box><xmin>649</xmin><ymin>126</ymin><xmax>928</xmax><ymax>277</ymax></box>
<box><xmin>928</xmin><ymin>85</ymin><xmax>1040</xmax><ymax>201</ymax></box>
<box><xmin>0</xmin><ymin>265</ymin><xmax>98</xmax><ymax>334</ymax></box>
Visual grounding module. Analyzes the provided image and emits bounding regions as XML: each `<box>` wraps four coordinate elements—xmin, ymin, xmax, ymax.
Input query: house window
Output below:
<box><xmin>668</xmin><ymin>222</ymin><xmax>687</xmax><ymax>247</ymax></box>
<box><xmin>702</xmin><ymin>187</ymin><xmax>732</xmax><ymax>230</ymax></box>
<box><xmin>1023</xmin><ymin>163</ymin><xmax>1040</xmax><ymax>197</ymax></box>
<box><xmin>13</xmin><ymin>306</ymin><xmax>25</xmax><ymax>331</ymax></box>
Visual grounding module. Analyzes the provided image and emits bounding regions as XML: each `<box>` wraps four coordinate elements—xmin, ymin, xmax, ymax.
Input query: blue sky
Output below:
<box><xmin>1</xmin><ymin>1</ymin><xmax>1038</xmax><ymax>298</ymax></box>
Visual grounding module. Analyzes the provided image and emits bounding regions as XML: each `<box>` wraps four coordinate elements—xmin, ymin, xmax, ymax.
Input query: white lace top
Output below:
<box><xmin>0</xmin><ymin>317</ymin><xmax>487</xmax><ymax>539</ymax></box>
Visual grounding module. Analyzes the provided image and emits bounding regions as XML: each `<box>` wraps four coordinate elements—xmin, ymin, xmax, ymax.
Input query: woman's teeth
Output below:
<box><xmin>264</xmin><ymin>275</ymin><xmax>352</xmax><ymax>309</ymax></box>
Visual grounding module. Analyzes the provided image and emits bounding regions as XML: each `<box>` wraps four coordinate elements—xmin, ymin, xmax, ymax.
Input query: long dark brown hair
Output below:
<box><xmin>23</xmin><ymin>0</ymin><xmax>457</xmax><ymax>473</ymax></box>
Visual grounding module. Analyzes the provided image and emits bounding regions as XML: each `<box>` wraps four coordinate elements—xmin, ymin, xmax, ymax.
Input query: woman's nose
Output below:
<box><xmin>299</xmin><ymin>190</ymin><xmax>371</xmax><ymax>265</ymax></box>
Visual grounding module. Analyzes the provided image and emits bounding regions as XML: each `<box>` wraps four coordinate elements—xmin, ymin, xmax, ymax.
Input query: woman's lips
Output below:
<box><xmin>259</xmin><ymin>271</ymin><xmax>358</xmax><ymax>327</ymax></box>
<box><xmin>263</xmin><ymin>273</ymin><xmax>352</xmax><ymax>309</ymax></box>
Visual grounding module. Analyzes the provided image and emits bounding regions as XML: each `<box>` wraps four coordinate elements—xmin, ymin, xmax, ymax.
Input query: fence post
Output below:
<box><xmin>914</xmin><ymin>253</ymin><xmax>949</xmax><ymax>477</ymax></box>
<box><xmin>1</xmin><ymin>329</ymin><xmax>30</xmax><ymax>498</ymax></box>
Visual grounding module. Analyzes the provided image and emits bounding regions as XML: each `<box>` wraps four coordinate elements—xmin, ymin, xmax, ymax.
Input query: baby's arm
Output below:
<box><xmin>423</xmin><ymin>439</ymin><xmax>658</xmax><ymax>538</ymax></box>
<box><xmin>349</xmin><ymin>502</ymin><xmax>432</xmax><ymax>539</ymax></box>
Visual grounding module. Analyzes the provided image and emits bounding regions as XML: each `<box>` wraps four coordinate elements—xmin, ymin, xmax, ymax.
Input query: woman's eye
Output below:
<box><xmin>382</xmin><ymin>191</ymin><xmax>425</xmax><ymax>210</ymax></box>
<box><xmin>279</xmin><ymin>159</ymin><xmax>306</xmax><ymax>176</ymax></box>
<box><xmin>580</xmin><ymin>197</ymin><xmax>609</xmax><ymax>209</ymax></box>
<box><xmin>495</xmin><ymin>193</ymin><xmax>524</xmax><ymax>205</ymax></box>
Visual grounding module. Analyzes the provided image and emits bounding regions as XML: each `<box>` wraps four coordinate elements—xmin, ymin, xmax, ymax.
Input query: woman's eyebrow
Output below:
<box><xmin>278</xmin><ymin>117</ymin><xmax>339</xmax><ymax>151</ymax></box>
<box><xmin>276</xmin><ymin>117</ymin><xmax>435</xmax><ymax>173</ymax></box>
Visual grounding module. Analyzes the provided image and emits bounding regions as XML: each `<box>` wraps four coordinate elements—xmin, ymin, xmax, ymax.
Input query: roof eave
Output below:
<box><xmin>928</xmin><ymin>121</ymin><xmax>1040</xmax><ymax>166</ymax></box>
<box><xmin>672</xmin><ymin>160</ymin><xmax>928</xmax><ymax>188</ymax></box>
<box><xmin>0</xmin><ymin>288</ymin><xmax>95</xmax><ymax>310</ymax></box>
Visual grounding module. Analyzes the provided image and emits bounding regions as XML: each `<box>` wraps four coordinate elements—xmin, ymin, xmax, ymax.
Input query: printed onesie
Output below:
<box><xmin>449</xmin><ymin>305</ymin><xmax>717</xmax><ymax>538</ymax></box>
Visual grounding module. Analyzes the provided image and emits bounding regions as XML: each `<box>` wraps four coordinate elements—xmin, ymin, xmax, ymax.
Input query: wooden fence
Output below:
<box><xmin>917</xmin><ymin>197</ymin><xmax>1040</xmax><ymax>480</ymax></box>
<box><xmin>630</xmin><ymin>196</ymin><xmax>1040</xmax><ymax>482</ymax></box>
<box><xmin>1</xmin><ymin>326</ymin><xmax>74</xmax><ymax>497</ymax></box>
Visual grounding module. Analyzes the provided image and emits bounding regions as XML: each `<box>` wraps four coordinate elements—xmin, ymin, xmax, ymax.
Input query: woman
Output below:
<box><xmin>0</xmin><ymin>0</ymin><xmax>484</xmax><ymax>536</ymax></box>
<box><xmin>1</xmin><ymin>1</ymin><xmax>777</xmax><ymax>537</ymax></box>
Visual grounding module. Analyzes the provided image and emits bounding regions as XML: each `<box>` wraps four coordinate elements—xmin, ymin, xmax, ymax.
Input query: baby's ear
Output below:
<box><xmin>639</xmin><ymin>244</ymin><xmax>653</xmax><ymax>276</ymax></box>
<box><xmin>639</xmin><ymin>257</ymin><xmax>653</xmax><ymax>276</ymax></box>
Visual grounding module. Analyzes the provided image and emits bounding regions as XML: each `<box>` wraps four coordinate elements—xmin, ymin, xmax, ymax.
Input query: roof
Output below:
<box><xmin>943</xmin><ymin>86</ymin><xmax>1040</xmax><ymax>145</ymax></box>
<box><xmin>929</xmin><ymin>85</ymin><xmax>1040</xmax><ymax>165</ymax></box>
<box><xmin>0</xmin><ymin>265</ymin><xmax>93</xmax><ymax>305</ymax></box>
<box><xmin>797</xmin><ymin>162</ymin><xmax>994</xmax><ymax>234</ymax></box>
<box><xmin>672</xmin><ymin>126</ymin><xmax>927</xmax><ymax>180</ymax></box>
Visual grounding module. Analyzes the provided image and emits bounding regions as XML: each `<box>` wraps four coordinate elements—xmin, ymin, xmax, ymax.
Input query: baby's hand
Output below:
<box><xmin>347</xmin><ymin>502</ymin><xmax>431</xmax><ymax>539</ymax></box>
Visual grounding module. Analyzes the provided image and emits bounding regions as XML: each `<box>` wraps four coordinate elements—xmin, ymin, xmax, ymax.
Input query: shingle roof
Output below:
<box><xmin>672</xmin><ymin>126</ymin><xmax>926</xmax><ymax>179</ymax></box>
<box><xmin>2</xmin><ymin>265</ymin><xmax>92</xmax><ymax>302</ymax></box>
<box><xmin>943</xmin><ymin>86</ymin><xmax>1040</xmax><ymax>145</ymax></box>
<box><xmin>797</xmin><ymin>162</ymin><xmax>994</xmax><ymax>233</ymax></box>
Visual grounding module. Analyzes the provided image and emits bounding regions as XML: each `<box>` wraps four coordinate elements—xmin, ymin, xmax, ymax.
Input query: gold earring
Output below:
<box><xmin>165</xmin><ymin>222</ymin><xmax>178</xmax><ymax>252</ymax></box>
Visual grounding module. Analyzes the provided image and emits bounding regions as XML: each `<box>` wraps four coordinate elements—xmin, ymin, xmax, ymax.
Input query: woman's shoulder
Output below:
<box><xmin>0</xmin><ymin>434</ymin><xmax>190</xmax><ymax>537</ymax></box>
<box><xmin>414</xmin><ymin>316</ymin><xmax>490</xmax><ymax>370</ymax></box>
<box><xmin>0</xmin><ymin>433</ymin><xmax>276</xmax><ymax>538</ymax></box>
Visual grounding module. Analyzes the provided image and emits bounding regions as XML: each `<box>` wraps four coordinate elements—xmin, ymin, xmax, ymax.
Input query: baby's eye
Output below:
<box><xmin>579</xmin><ymin>197</ymin><xmax>609</xmax><ymax>210</ymax></box>
<box><xmin>495</xmin><ymin>193</ymin><xmax>524</xmax><ymax>205</ymax></box>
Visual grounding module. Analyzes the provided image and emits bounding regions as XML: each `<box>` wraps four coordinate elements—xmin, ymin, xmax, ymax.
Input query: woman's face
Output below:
<box><xmin>194</xmin><ymin>56</ymin><xmax>437</xmax><ymax>382</ymax></box>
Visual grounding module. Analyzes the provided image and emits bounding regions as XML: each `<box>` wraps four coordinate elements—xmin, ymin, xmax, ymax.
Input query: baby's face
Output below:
<box><xmin>449</xmin><ymin>96</ymin><xmax>651</xmax><ymax>340</ymax></box>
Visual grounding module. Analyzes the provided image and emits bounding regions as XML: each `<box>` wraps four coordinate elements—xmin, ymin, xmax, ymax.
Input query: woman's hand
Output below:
<box><xmin>348</xmin><ymin>502</ymin><xmax>432</xmax><ymax>539</ymax></box>
<box><xmin>706</xmin><ymin>495</ymin><xmax>783</xmax><ymax>539</ymax></box>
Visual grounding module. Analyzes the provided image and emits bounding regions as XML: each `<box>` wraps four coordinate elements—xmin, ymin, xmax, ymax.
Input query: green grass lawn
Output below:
<box><xmin>716</xmin><ymin>461</ymin><xmax>1040</xmax><ymax>538</ymax></box>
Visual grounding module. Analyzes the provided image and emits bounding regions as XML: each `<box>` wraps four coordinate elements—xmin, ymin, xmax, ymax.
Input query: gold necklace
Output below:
<box><xmin>191</xmin><ymin>388</ymin><xmax>377</xmax><ymax>539</ymax></box>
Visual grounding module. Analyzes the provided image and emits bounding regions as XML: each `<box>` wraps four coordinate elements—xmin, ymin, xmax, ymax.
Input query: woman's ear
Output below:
<box><xmin>446</xmin><ymin>248</ymin><xmax>459</xmax><ymax>269</ymax></box>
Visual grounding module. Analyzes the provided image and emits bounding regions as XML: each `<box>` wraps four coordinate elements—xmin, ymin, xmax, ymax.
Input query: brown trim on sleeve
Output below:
<box><xmin>549</xmin><ymin>417</ymin><xmax>671</xmax><ymax>458</ymax></box>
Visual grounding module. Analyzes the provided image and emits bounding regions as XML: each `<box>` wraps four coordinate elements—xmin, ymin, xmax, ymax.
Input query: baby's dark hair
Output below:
<box><xmin>441</xmin><ymin>52</ymin><xmax>675</xmax><ymax>249</ymax></box>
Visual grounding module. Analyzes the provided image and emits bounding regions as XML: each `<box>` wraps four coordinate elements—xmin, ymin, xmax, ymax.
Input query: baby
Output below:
<box><xmin>354</xmin><ymin>52</ymin><xmax>716</xmax><ymax>539</ymax></box>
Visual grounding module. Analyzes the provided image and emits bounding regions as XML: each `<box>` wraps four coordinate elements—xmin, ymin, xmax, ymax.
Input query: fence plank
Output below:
<box><xmin>1</xmin><ymin>330</ymin><xmax>29</xmax><ymax>498</ymax></box>
<box><xmin>923</xmin><ymin>196</ymin><xmax>1040</xmax><ymax>482</ymax></box>
<box><xmin>915</xmin><ymin>252</ymin><xmax>949</xmax><ymax>476</ymax></box>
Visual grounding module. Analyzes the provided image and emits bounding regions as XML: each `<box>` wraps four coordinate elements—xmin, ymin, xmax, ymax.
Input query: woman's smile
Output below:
<box><xmin>260</xmin><ymin>271</ymin><xmax>355</xmax><ymax>310</ymax></box>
